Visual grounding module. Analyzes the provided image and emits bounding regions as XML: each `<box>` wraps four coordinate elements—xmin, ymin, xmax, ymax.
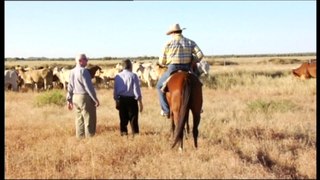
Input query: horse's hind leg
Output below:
<box><xmin>192</xmin><ymin>113</ymin><xmax>200</xmax><ymax>148</ymax></box>
<box><xmin>171</xmin><ymin>119</ymin><xmax>175</xmax><ymax>138</ymax></box>
<box><xmin>184</xmin><ymin>111</ymin><xmax>190</xmax><ymax>140</ymax></box>
<box><xmin>179</xmin><ymin>130</ymin><xmax>184</xmax><ymax>151</ymax></box>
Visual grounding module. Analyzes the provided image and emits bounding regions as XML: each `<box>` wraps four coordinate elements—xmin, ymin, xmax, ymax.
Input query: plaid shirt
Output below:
<box><xmin>159</xmin><ymin>34</ymin><xmax>204</xmax><ymax>65</ymax></box>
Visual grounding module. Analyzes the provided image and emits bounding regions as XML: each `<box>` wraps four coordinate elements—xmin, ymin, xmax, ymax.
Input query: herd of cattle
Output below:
<box><xmin>4</xmin><ymin>59</ymin><xmax>316</xmax><ymax>92</ymax></box>
<box><xmin>4</xmin><ymin>60</ymin><xmax>211</xmax><ymax>92</ymax></box>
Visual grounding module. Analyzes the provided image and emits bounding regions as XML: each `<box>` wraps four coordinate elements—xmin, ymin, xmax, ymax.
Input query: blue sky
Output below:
<box><xmin>5</xmin><ymin>1</ymin><xmax>316</xmax><ymax>58</ymax></box>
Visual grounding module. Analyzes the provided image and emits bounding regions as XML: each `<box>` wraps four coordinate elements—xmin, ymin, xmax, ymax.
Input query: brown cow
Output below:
<box><xmin>17</xmin><ymin>66</ymin><xmax>53</xmax><ymax>91</ymax></box>
<box><xmin>292</xmin><ymin>60</ymin><xmax>316</xmax><ymax>79</ymax></box>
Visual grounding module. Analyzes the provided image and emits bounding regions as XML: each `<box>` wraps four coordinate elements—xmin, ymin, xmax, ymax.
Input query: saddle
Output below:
<box><xmin>160</xmin><ymin>70</ymin><xmax>201</xmax><ymax>93</ymax></box>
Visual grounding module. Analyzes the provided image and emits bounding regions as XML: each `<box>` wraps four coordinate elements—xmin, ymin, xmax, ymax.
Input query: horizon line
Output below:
<box><xmin>5</xmin><ymin>52</ymin><xmax>317</xmax><ymax>60</ymax></box>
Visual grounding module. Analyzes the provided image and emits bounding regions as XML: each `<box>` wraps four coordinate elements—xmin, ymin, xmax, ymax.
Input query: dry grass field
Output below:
<box><xmin>5</xmin><ymin>56</ymin><xmax>316</xmax><ymax>179</ymax></box>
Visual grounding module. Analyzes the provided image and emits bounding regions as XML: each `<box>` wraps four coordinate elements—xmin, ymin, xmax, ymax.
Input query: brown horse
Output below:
<box><xmin>87</xmin><ymin>65</ymin><xmax>103</xmax><ymax>78</ymax></box>
<box><xmin>165</xmin><ymin>71</ymin><xmax>203</xmax><ymax>150</ymax></box>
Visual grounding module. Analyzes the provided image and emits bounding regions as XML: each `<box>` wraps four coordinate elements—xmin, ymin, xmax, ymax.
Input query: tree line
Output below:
<box><xmin>5</xmin><ymin>52</ymin><xmax>316</xmax><ymax>61</ymax></box>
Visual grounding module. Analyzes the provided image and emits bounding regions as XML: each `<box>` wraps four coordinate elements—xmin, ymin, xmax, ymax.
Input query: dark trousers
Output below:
<box><xmin>118</xmin><ymin>96</ymin><xmax>139</xmax><ymax>135</ymax></box>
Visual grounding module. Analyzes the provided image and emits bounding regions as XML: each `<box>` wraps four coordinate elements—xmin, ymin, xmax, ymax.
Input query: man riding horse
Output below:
<box><xmin>156</xmin><ymin>23</ymin><xmax>204</xmax><ymax>118</ymax></box>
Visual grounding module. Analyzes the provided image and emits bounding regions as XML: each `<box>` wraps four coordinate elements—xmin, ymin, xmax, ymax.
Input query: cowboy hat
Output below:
<box><xmin>166</xmin><ymin>23</ymin><xmax>186</xmax><ymax>35</ymax></box>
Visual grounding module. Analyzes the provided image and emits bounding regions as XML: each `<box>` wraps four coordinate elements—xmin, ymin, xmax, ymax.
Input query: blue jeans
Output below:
<box><xmin>156</xmin><ymin>64</ymin><xmax>190</xmax><ymax>114</ymax></box>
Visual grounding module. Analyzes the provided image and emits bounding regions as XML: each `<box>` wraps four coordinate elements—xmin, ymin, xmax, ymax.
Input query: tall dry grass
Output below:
<box><xmin>5</xmin><ymin>59</ymin><xmax>316</xmax><ymax>179</ymax></box>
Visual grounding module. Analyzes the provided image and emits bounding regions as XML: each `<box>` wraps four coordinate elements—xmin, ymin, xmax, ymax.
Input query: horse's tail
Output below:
<box><xmin>172</xmin><ymin>75</ymin><xmax>191</xmax><ymax>148</ymax></box>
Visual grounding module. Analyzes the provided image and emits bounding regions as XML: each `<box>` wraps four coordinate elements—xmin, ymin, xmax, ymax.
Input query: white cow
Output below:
<box><xmin>98</xmin><ymin>64</ymin><xmax>123</xmax><ymax>88</ymax></box>
<box><xmin>53</xmin><ymin>66</ymin><xmax>71</xmax><ymax>90</ymax></box>
<box><xmin>136</xmin><ymin>62</ymin><xmax>165</xmax><ymax>89</ymax></box>
<box><xmin>140</xmin><ymin>64</ymin><xmax>155</xmax><ymax>89</ymax></box>
<box><xmin>196</xmin><ymin>60</ymin><xmax>210</xmax><ymax>76</ymax></box>
<box><xmin>132</xmin><ymin>61</ymin><xmax>144</xmax><ymax>78</ymax></box>
<box><xmin>5</xmin><ymin>70</ymin><xmax>19</xmax><ymax>91</ymax></box>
